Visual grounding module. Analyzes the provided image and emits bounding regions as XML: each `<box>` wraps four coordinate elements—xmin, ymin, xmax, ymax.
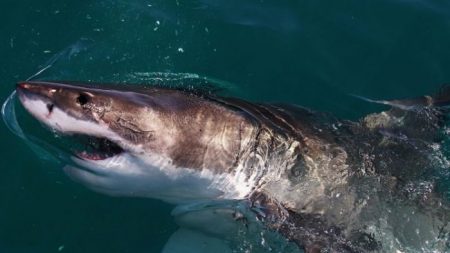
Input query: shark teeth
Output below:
<box><xmin>73</xmin><ymin>135</ymin><xmax>124</xmax><ymax>161</ymax></box>
<box><xmin>77</xmin><ymin>150</ymin><xmax>110</xmax><ymax>160</ymax></box>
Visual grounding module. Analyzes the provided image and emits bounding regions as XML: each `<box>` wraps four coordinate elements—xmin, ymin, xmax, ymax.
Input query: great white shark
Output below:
<box><xmin>11</xmin><ymin>80</ymin><xmax>450</xmax><ymax>252</ymax></box>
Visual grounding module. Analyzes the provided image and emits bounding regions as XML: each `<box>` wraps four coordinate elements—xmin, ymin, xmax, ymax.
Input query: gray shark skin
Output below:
<box><xmin>14</xmin><ymin>81</ymin><xmax>450</xmax><ymax>252</ymax></box>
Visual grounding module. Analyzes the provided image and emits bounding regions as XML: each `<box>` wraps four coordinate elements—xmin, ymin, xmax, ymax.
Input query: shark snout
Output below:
<box><xmin>16</xmin><ymin>82</ymin><xmax>29</xmax><ymax>89</ymax></box>
<box><xmin>16</xmin><ymin>81</ymin><xmax>57</xmax><ymax>100</ymax></box>
<box><xmin>16</xmin><ymin>82</ymin><xmax>33</xmax><ymax>99</ymax></box>
<box><xmin>16</xmin><ymin>82</ymin><xmax>56</xmax><ymax>118</ymax></box>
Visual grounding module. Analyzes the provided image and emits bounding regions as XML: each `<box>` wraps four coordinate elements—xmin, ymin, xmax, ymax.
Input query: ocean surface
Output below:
<box><xmin>1</xmin><ymin>0</ymin><xmax>450</xmax><ymax>252</ymax></box>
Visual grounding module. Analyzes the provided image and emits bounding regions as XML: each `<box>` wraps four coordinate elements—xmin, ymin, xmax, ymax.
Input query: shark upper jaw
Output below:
<box><xmin>16</xmin><ymin>82</ymin><xmax>125</xmax><ymax>163</ymax></box>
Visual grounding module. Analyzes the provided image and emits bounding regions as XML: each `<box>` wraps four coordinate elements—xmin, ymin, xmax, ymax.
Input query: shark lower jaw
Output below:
<box><xmin>26</xmin><ymin>127</ymin><xmax>126</xmax><ymax>163</ymax></box>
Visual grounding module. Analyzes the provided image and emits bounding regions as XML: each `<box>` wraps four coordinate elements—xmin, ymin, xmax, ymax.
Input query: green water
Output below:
<box><xmin>1</xmin><ymin>1</ymin><xmax>450</xmax><ymax>252</ymax></box>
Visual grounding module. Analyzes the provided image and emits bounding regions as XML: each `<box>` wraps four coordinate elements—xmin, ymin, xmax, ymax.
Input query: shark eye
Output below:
<box><xmin>76</xmin><ymin>93</ymin><xmax>90</xmax><ymax>106</ymax></box>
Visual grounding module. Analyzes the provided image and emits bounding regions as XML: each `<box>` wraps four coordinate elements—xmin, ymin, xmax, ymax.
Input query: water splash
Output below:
<box><xmin>1</xmin><ymin>91</ymin><xmax>61</xmax><ymax>163</ymax></box>
<box><xmin>125</xmin><ymin>72</ymin><xmax>240</xmax><ymax>95</ymax></box>
<box><xmin>2</xmin><ymin>91</ymin><xmax>25</xmax><ymax>138</ymax></box>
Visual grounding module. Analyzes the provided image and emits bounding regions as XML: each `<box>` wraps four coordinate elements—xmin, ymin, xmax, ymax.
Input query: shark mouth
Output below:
<box><xmin>4</xmin><ymin>93</ymin><xmax>124</xmax><ymax>162</ymax></box>
<box><xmin>72</xmin><ymin>134</ymin><xmax>124</xmax><ymax>161</ymax></box>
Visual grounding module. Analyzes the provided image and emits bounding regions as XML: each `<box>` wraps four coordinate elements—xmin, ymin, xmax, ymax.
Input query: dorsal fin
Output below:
<box><xmin>430</xmin><ymin>84</ymin><xmax>450</xmax><ymax>107</ymax></box>
<box><xmin>353</xmin><ymin>84</ymin><xmax>450</xmax><ymax>111</ymax></box>
<box><xmin>360</xmin><ymin>86</ymin><xmax>450</xmax><ymax>142</ymax></box>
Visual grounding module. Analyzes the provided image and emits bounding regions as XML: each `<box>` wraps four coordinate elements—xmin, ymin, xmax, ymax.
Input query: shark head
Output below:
<box><xmin>16</xmin><ymin>81</ymin><xmax>257</xmax><ymax>203</ymax></box>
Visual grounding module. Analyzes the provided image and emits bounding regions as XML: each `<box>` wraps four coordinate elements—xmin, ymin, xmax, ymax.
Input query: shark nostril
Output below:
<box><xmin>17</xmin><ymin>83</ymin><xmax>30</xmax><ymax>89</ymax></box>
<box><xmin>46</xmin><ymin>103</ymin><xmax>54</xmax><ymax>113</ymax></box>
